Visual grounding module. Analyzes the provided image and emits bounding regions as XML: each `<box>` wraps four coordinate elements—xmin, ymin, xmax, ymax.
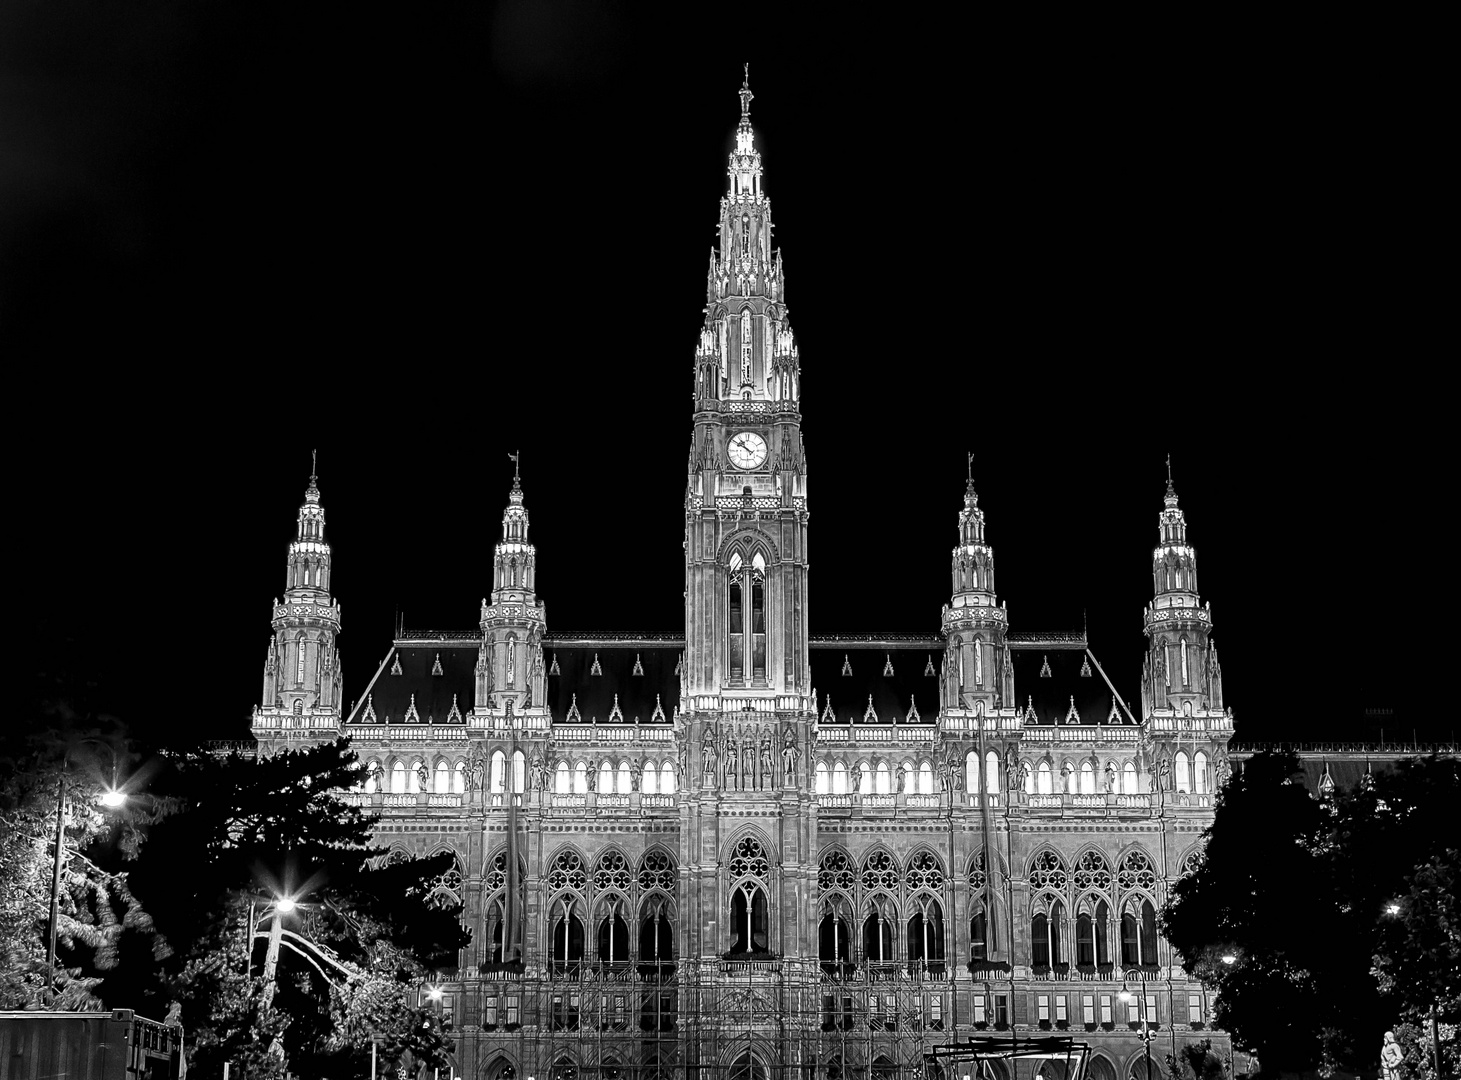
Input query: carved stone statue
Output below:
<box><xmin>416</xmin><ymin>763</ymin><xmax>430</xmax><ymax>792</ymax></box>
<box><xmin>1105</xmin><ymin>762</ymin><xmax>1117</xmax><ymax>794</ymax></box>
<box><xmin>849</xmin><ymin>763</ymin><xmax>863</xmax><ymax>795</ymax></box>
<box><xmin>1215</xmin><ymin>750</ymin><xmax>1232</xmax><ymax>787</ymax></box>
<box><xmin>469</xmin><ymin>759</ymin><xmax>486</xmax><ymax>793</ymax></box>
<box><xmin>1017</xmin><ymin>762</ymin><xmax>1031</xmax><ymax>802</ymax></box>
<box><xmin>1060</xmin><ymin>762</ymin><xmax>1075</xmax><ymax>795</ymax></box>
<box><xmin>951</xmin><ymin>763</ymin><xmax>964</xmax><ymax>794</ymax></box>
<box><xmin>742</xmin><ymin>741</ymin><xmax>754</xmax><ymax>787</ymax></box>
<box><xmin>630</xmin><ymin>760</ymin><xmax>643</xmax><ymax>792</ymax></box>
<box><xmin>1380</xmin><ymin>1032</ymin><xmax>1403</xmax><ymax>1080</ymax></box>
<box><xmin>781</xmin><ymin>728</ymin><xmax>798</xmax><ymax>786</ymax></box>
<box><xmin>702</xmin><ymin>732</ymin><xmax>716</xmax><ymax>786</ymax></box>
<box><xmin>894</xmin><ymin>762</ymin><xmax>907</xmax><ymax>792</ymax></box>
<box><xmin>586</xmin><ymin>758</ymin><xmax>598</xmax><ymax>793</ymax></box>
<box><xmin>759</xmin><ymin>734</ymin><xmax>773</xmax><ymax>787</ymax></box>
<box><xmin>529</xmin><ymin>753</ymin><xmax>546</xmax><ymax>793</ymax></box>
<box><xmin>725</xmin><ymin>740</ymin><xmax>737</xmax><ymax>786</ymax></box>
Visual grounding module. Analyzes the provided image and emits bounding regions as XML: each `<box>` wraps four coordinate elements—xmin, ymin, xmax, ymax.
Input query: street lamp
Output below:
<box><xmin>46</xmin><ymin>737</ymin><xmax>128</xmax><ymax>999</ymax></box>
<box><xmin>1383</xmin><ymin>899</ymin><xmax>1445</xmax><ymax>1080</ymax></box>
<box><xmin>1119</xmin><ymin>985</ymin><xmax>1155</xmax><ymax>1080</ymax></box>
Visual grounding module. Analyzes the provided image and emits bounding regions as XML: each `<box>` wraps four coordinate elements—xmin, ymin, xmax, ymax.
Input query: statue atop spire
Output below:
<box><xmin>739</xmin><ymin>63</ymin><xmax>753</xmax><ymax>119</ymax></box>
<box><xmin>966</xmin><ymin>451</ymin><xmax>978</xmax><ymax>505</ymax></box>
<box><xmin>1164</xmin><ymin>453</ymin><xmax>1179</xmax><ymax>507</ymax></box>
<box><xmin>305</xmin><ymin>449</ymin><xmax>321</xmax><ymax>504</ymax></box>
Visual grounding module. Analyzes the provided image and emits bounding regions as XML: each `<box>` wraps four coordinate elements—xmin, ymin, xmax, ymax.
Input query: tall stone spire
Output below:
<box><xmin>1142</xmin><ymin>457</ymin><xmax>1223</xmax><ymax>717</ymax></box>
<box><xmin>941</xmin><ymin>456</ymin><xmax>1011</xmax><ymax>711</ymax></box>
<box><xmin>477</xmin><ymin>456</ymin><xmax>546</xmax><ymax>715</ymax></box>
<box><xmin>255</xmin><ymin>458</ymin><xmax>343</xmax><ymax>743</ymax></box>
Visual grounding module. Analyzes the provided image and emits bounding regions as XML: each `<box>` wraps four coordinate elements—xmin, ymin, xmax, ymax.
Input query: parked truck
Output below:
<box><xmin>0</xmin><ymin>1009</ymin><xmax>179</xmax><ymax>1080</ymax></box>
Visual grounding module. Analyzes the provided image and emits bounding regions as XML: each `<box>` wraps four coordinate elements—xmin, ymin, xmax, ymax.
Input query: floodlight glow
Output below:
<box><xmin>275</xmin><ymin>897</ymin><xmax>297</xmax><ymax>913</ymax></box>
<box><xmin>1385</xmin><ymin>902</ymin><xmax>1401</xmax><ymax>916</ymax></box>
<box><xmin>100</xmin><ymin>789</ymin><xmax>126</xmax><ymax>807</ymax></box>
<box><xmin>427</xmin><ymin>987</ymin><xmax>443</xmax><ymax>1002</ymax></box>
<box><xmin>1221</xmin><ymin>953</ymin><xmax>1237</xmax><ymax>965</ymax></box>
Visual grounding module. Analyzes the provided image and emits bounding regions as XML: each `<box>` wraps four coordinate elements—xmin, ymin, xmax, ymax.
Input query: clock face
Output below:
<box><xmin>727</xmin><ymin>431</ymin><xmax>768</xmax><ymax>470</ymax></box>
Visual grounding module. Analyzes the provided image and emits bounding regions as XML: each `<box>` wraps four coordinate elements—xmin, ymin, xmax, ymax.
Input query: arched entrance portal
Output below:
<box><xmin>728</xmin><ymin>1052</ymin><xmax>771</xmax><ymax>1080</ymax></box>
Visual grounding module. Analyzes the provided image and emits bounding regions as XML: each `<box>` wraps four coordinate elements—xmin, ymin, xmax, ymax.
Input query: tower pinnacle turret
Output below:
<box><xmin>941</xmin><ymin>457</ymin><xmax>1011</xmax><ymax>710</ymax></box>
<box><xmin>255</xmin><ymin>459</ymin><xmax>343</xmax><ymax>742</ymax></box>
<box><xmin>477</xmin><ymin>459</ymin><xmax>547</xmax><ymax>714</ymax></box>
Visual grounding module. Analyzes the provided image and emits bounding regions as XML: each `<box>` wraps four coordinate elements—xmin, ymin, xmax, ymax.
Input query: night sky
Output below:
<box><xmin>6</xmin><ymin>7</ymin><xmax>1442</xmax><ymax>746</ymax></box>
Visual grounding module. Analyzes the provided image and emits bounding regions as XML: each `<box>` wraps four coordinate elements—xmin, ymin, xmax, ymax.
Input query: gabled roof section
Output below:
<box><xmin>548</xmin><ymin>644</ymin><xmax>680</xmax><ymax>724</ymax></box>
<box><xmin>810</xmin><ymin>642</ymin><xmax>941</xmax><ymax>725</ymax></box>
<box><xmin>1010</xmin><ymin>643</ymin><xmax>1112</xmax><ymax>726</ymax></box>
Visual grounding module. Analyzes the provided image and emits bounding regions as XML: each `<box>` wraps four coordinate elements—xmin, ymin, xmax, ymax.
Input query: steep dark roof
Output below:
<box><xmin>809</xmin><ymin>644</ymin><xmax>942</xmax><ymax>725</ymax></box>
<box><xmin>547</xmin><ymin>645</ymin><xmax>680</xmax><ymax>724</ymax></box>
<box><xmin>1010</xmin><ymin>643</ymin><xmax>1116</xmax><ymax>726</ymax></box>
<box><xmin>354</xmin><ymin>643</ymin><xmax>476</xmax><ymax>725</ymax></box>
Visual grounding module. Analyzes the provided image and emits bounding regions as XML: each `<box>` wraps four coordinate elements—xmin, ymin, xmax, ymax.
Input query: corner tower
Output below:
<box><xmin>475</xmin><ymin>456</ymin><xmax>547</xmax><ymax>719</ymax></box>
<box><xmin>1141</xmin><ymin>458</ymin><xmax>1224</xmax><ymax>718</ymax></box>
<box><xmin>254</xmin><ymin>459</ymin><xmax>343</xmax><ymax>743</ymax></box>
<box><xmin>684</xmin><ymin>70</ymin><xmax>809</xmax><ymax>704</ymax></box>
<box><xmin>941</xmin><ymin>458</ymin><xmax>1014</xmax><ymax>713</ymax></box>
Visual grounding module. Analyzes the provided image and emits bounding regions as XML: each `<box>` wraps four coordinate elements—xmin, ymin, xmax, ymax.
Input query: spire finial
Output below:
<box><xmin>304</xmin><ymin>449</ymin><xmax>321</xmax><ymax>501</ymax></box>
<box><xmin>739</xmin><ymin>63</ymin><xmax>753</xmax><ymax>119</ymax></box>
<box><xmin>509</xmin><ymin>450</ymin><xmax>521</xmax><ymax>481</ymax></box>
<box><xmin>967</xmin><ymin>451</ymin><xmax>974</xmax><ymax>482</ymax></box>
<box><xmin>311</xmin><ymin>448</ymin><xmax>317</xmax><ymax>481</ymax></box>
<box><xmin>1165</xmin><ymin>453</ymin><xmax>1178</xmax><ymax>504</ymax></box>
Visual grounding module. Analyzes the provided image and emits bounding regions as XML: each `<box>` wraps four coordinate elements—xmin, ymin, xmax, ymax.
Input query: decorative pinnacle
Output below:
<box><xmin>508</xmin><ymin>450</ymin><xmax>522</xmax><ymax>498</ymax></box>
<box><xmin>965</xmin><ymin>451</ymin><xmax>978</xmax><ymax>504</ymax></box>
<box><xmin>739</xmin><ymin>63</ymin><xmax>753</xmax><ymax>119</ymax></box>
<box><xmin>1164</xmin><ymin>453</ymin><xmax>1179</xmax><ymax>506</ymax></box>
<box><xmin>305</xmin><ymin>449</ymin><xmax>320</xmax><ymax>502</ymax></box>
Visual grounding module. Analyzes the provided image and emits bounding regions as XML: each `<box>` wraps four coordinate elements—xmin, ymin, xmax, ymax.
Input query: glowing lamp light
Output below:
<box><xmin>275</xmin><ymin>897</ymin><xmax>297</xmax><ymax>914</ymax></box>
<box><xmin>1221</xmin><ymin>953</ymin><xmax>1237</xmax><ymax>965</ymax></box>
<box><xmin>1385</xmin><ymin>902</ymin><xmax>1401</xmax><ymax>916</ymax></box>
<box><xmin>1119</xmin><ymin>989</ymin><xmax>1134</xmax><ymax>1003</ymax></box>
<box><xmin>100</xmin><ymin>789</ymin><xmax>127</xmax><ymax>808</ymax></box>
<box><xmin>427</xmin><ymin>987</ymin><xmax>443</xmax><ymax>1002</ymax></box>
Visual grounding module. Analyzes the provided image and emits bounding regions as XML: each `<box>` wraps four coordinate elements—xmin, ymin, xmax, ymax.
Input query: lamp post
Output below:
<box><xmin>46</xmin><ymin>738</ymin><xmax>127</xmax><ymax>1000</ymax></box>
<box><xmin>1120</xmin><ymin>984</ymin><xmax>1155</xmax><ymax>1080</ymax></box>
<box><xmin>1383</xmin><ymin>901</ymin><xmax>1445</xmax><ymax>1080</ymax></box>
<box><xmin>260</xmin><ymin>895</ymin><xmax>297</xmax><ymax>1011</ymax></box>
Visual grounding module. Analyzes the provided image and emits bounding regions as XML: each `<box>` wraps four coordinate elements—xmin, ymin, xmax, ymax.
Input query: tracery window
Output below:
<box><xmin>861</xmin><ymin>850</ymin><xmax>899</xmax><ymax>892</ymax></box>
<box><xmin>1029</xmin><ymin>851</ymin><xmax>1069</xmax><ymax>893</ymax></box>
<box><xmin>1075</xmin><ymin>897</ymin><xmax>1111</xmax><ymax>967</ymax></box>
<box><xmin>637</xmin><ymin>849</ymin><xmax>677</xmax><ymax>893</ymax></box>
<box><xmin>728</xmin><ymin>835</ymin><xmax>770</xmax><ymax>956</ymax></box>
<box><xmin>549</xmin><ymin>896</ymin><xmax>585</xmax><ymax>975</ymax></box>
<box><xmin>818</xmin><ymin>850</ymin><xmax>855</xmax><ymax>893</ymax></box>
<box><xmin>1031</xmin><ymin>898</ymin><xmax>1065</xmax><ymax>968</ymax></box>
<box><xmin>1120</xmin><ymin>896</ymin><xmax>1159</xmax><ymax>967</ymax></box>
<box><xmin>596</xmin><ymin>897</ymin><xmax>629</xmax><ymax>968</ymax></box>
<box><xmin>593</xmin><ymin>850</ymin><xmax>632</xmax><ymax>892</ymax></box>
<box><xmin>1117</xmin><ymin>850</ymin><xmax>1156</xmax><ymax>891</ymax></box>
<box><xmin>819</xmin><ymin>894</ymin><xmax>853</xmax><ymax>975</ymax></box>
<box><xmin>905</xmin><ymin>851</ymin><xmax>945</xmax><ymax>892</ymax></box>
<box><xmin>863</xmin><ymin>895</ymin><xmax>896</xmax><ymax>965</ymax></box>
<box><xmin>1073</xmin><ymin>850</ymin><xmax>1112</xmax><ymax>892</ymax></box>
<box><xmin>547</xmin><ymin>850</ymin><xmax>588</xmax><ymax>892</ymax></box>
<box><xmin>907</xmin><ymin>896</ymin><xmax>946</xmax><ymax>975</ymax></box>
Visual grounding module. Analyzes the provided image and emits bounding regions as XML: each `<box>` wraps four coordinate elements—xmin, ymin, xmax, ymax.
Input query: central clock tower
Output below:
<box><xmin>684</xmin><ymin>71</ymin><xmax>809</xmax><ymax>704</ymax></box>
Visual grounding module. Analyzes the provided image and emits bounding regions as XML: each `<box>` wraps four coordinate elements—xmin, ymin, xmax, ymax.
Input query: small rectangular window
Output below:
<box><xmin>930</xmin><ymin>995</ymin><xmax>943</xmax><ymax>1030</ymax></box>
<box><xmin>1128</xmin><ymin>996</ymin><xmax>1141</xmax><ymax>1023</ymax></box>
<box><xmin>1146</xmin><ymin>995</ymin><xmax>1158</xmax><ymax>1023</ymax></box>
<box><xmin>973</xmin><ymin>996</ymin><xmax>986</xmax><ymax>1024</ymax></box>
<box><xmin>1083</xmin><ymin>995</ymin><xmax>1095</xmax><ymax>1024</ymax></box>
<box><xmin>1189</xmin><ymin>994</ymin><xmax>1202</xmax><ymax>1023</ymax></box>
<box><xmin>484</xmin><ymin>997</ymin><xmax>497</xmax><ymax>1029</ymax></box>
<box><xmin>1038</xmin><ymin>995</ymin><xmax>1050</xmax><ymax>1021</ymax></box>
<box><xmin>994</xmin><ymin>995</ymin><xmax>1008</xmax><ymax>1028</ymax></box>
<box><xmin>506</xmin><ymin>995</ymin><xmax>520</xmax><ymax>1029</ymax></box>
<box><xmin>1100</xmin><ymin>995</ymin><xmax>1112</xmax><ymax>1024</ymax></box>
<box><xmin>1055</xmin><ymin>995</ymin><xmax>1067</xmax><ymax>1022</ymax></box>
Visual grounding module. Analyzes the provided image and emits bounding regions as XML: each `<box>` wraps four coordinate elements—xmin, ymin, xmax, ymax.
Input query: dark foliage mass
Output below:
<box><xmin>1162</xmin><ymin>750</ymin><xmax>1458</xmax><ymax>1077</ymax></box>
<box><xmin>2</xmin><ymin>693</ymin><xmax>468</xmax><ymax>1077</ymax></box>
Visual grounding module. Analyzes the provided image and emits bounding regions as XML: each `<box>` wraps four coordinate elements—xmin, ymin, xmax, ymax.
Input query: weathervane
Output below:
<box><xmin>508</xmin><ymin>450</ymin><xmax>521</xmax><ymax>480</ymax></box>
<box><xmin>311</xmin><ymin>448</ymin><xmax>317</xmax><ymax>480</ymax></box>
<box><xmin>967</xmin><ymin>451</ymin><xmax>974</xmax><ymax>481</ymax></box>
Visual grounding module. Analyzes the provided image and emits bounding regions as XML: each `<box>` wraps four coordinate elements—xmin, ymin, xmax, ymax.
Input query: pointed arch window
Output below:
<box><xmin>907</xmin><ymin>897</ymin><xmax>946</xmax><ymax>975</ymax></box>
<box><xmin>296</xmin><ymin>633</ymin><xmax>307</xmax><ymax>685</ymax></box>
<box><xmin>453</xmin><ymin>760</ymin><xmax>466</xmax><ymax>794</ymax></box>
<box><xmin>617</xmin><ymin>760</ymin><xmax>632</xmax><ymax>794</ymax></box>
<box><xmin>728</xmin><ymin>835</ymin><xmax>770</xmax><ymax>956</ymax></box>
<box><xmin>832</xmin><ymin>761</ymin><xmax>848</xmax><ymax>794</ymax></box>
<box><xmin>1123</xmin><ymin>760</ymin><xmax>1138</xmax><ymax>794</ymax></box>
<box><xmin>660</xmin><ymin>761</ymin><xmax>676</xmax><ymax>793</ymax></box>
<box><xmin>1037</xmin><ymin>760</ymin><xmax>1053</xmax><ymax>794</ymax></box>
<box><xmin>642</xmin><ymin>763</ymin><xmax>658</xmax><ymax>795</ymax></box>
<box><xmin>815</xmin><ymin>762</ymin><xmax>829</xmax><ymax>794</ymax></box>
<box><xmin>555</xmin><ymin>762</ymin><xmax>570</xmax><ymax>793</ymax></box>
<box><xmin>490</xmin><ymin>750</ymin><xmax>507</xmax><ymax>794</ymax></box>
<box><xmin>639</xmin><ymin>898</ymin><xmax>675</xmax><ymax>985</ymax></box>
<box><xmin>598</xmin><ymin>760</ymin><xmax>614</xmax><ymax>793</ymax></box>
<box><xmin>729</xmin><ymin>552</ymin><xmax>744</xmax><ymax>679</ymax></box>
<box><xmin>434</xmin><ymin>760</ymin><xmax>450</xmax><ymax>793</ymax></box>
<box><xmin>902</xmin><ymin>760</ymin><xmax>917</xmax><ymax>794</ymax></box>
<box><xmin>1180</xmin><ymin>637</ymin><xmax>1190</xmax><ymax>687</ymax></box>
<box><xmin>863</xmin><ymin>896</ymin><xmax>895</xmax><ymax>965</ymax></box>
<box><xmin>985</xmin><ymin>751</ymin><xmax>1001</xmax><ymax>794</ymax></box>
<box><xmin>512</xmin><ymin>750</ymin><xmax>526</xmax><ymax>793</ymax></box>
<box><xmin>390</xmin><ymin>761</ymin><xmax>406</xmax><ymax>794</ymax></box>
<box><xmin>973</xmin><ymin>638</ymin><xmax>983</xmax><ymax>685</ymax></box>
<box><xmin>1080</xmin><ymin>761</ymin><xmax>1095</xmax><ymax>795</ymax></box>
<box><xmin>857</xmin><ymin>761</ymin><xmax>873</xmax><ymax>796</ymax></box>
<box><xmin>506</xmin><ymin>632</ymin><xmax>517</xmax><ymax>687</ymax></box>
<box><xmin>1031</xmin><ymin>898</ymin><xmax>1065</xmax><ymax>969</ymax></box>
<box><xmin>1174</xmin><ymin>750</ymin><xmax>1191</xmax><ymax>793</ymax></box>
<box><xmin>819</xmin><ymin>895</ymin><xmax>852</xmax><ymax>977</ymax></box>
<box><xmin>408</xmin><ymin>759</ymin><xmax>423</xmax><ymax>794</ymax></box>
<box><xmin>965</xmin><ymin>751</ymin><xmax>980</xmax><ymax>795</ymax></box>
<box><xmin>550</xmin><ymin>897</ymin><xmax>585</xmax><ymax>976</ymax></box>
<box><xmin>969</xmin><ymin>907</ymin><xmax>988</xmax><ymax>964</ymax></box>
<box><xmin>918</xmin><ymin>761</ymin><xmax>934</xmax><ymax>795</ymax></box>
<box><xmin>875</xmin><ymin>761</ymin><xmax>891</xmax><ymax>794</ymax></box>
<box><xmin>750</xmin><ymin>551</ymin><xmax>766</xmax><ymax>680</ymax></box>
<box><xmin>1120</xmin><ymin>897</ymin><xmax>1159</xmax><ymax>967</ymax></box>
<box><xmin>1194</xmin><ymin>751</ymin><xmax>1209</xmax><ymax>794</ymax></box>
<box><xmin>573</xmin><ymin>760</ymin><xmax>588</xmax><ymax>794</ymax></box>
<box><xmin>1076</xmin><ymin>898</ymin><xmax>1111</xmax><ymax>968</ymax></box>
<box><xmin>596</xmin><ymin>898</ymin><xmax>629</xmax><ymax>970</ymax></box>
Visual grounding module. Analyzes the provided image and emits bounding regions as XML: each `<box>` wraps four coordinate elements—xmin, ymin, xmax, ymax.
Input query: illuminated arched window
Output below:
<box><xmin>1080</xmin><ymin>761</ymin><xmax>1095</xmax><ymax>795</ymax></box>
<box><xmin>986</xmin><ymin>751</ymin><xmax>1001</xmax><ymax>794</ymax></box>
<box><xmin>833</xmin><ymin>762</ymin><xmax>847</xmax><ymax>794</ymax></box>
<box><xmin>918</xmin><ymin>761</ymin><xmax>933</xmax><ymax>794</ymax></box>
<box><xmin>555</xmin><ymin>761</ymin><xmax>570</xmax><ymax>793</ymax></box>
<box><xmin>1175</xmin><ymin>751</ymin><xmax>1191</xmax><ymax>793</ymax></box>
<box><xmin>1123</xmin><ymin>760</ymin><xmax>1138</xmax><ymax>794</ymax></box>
<box><xmin>573</xmin><ymin>761</ymin><xmax>587</xmax><ymax>794</ymax></box>
<box><xmin>815</xmin><ymin>762</ymin><xmax>829</xmax><ymax>794</ymax></box>
<box><xmin>490</xmin><ymin>750</ymin><xmax>507</xmax><ymax>794</ymax></box>
<box><xmin>660</xmin><ymin>761</ymin><xmax>676</xmax><ymax>793</ymax></box>
<box><xmin>902</xmin><ymin>761</ymin><xmax>916</xmax><ymax>794</ymax></box>
<box><xmin>875</xmin><ymin>761</ymin><xmax>890</xmax><ymax>795</ymax></box>
<box><xmin>642</xmin><ymin>763</ymin><xmax>658</xmax><ymax>795</ymax></box>
<box><xmin>453</xmin><ymin>760</ymin><xmax>466</xmax><ymax>794</ymax></box>
<box><xmin>390</xmin><ymin>761</ymin><xmax>406</xmax><ymax>794</ymax></box>
<box><xmin>1194</xmin><ymin>751</ymin><xmax>1209</xmax><ymax>794</ymax></box>
<box><xmin>434</xmin><ymin>760</ymin><xmax>449</xmax><ymax>793</ymax></box>
<box><xmin>1037</xmin><ymin>760</ymin><xmax>1053</xmax><ymax>794</ymax></box>
<box><xmin>965</xmin><ymin>751</ymin><xmax>980</xmax><ymax>794</ymax></box>
<box><xmin>296</xmin><ymin>633</ymin><xmax>306</xmax><ymax>684</ymax></box>
<box><xmin>363</xmin><ymin>762</ymin><xmax>379</xmax><ymax>793</ymax></box>
<box><xmin>617</xmin><ymin>760</ymin><xmax>632</xmax><ymax>794</ymax></box>
<box><xmin>598</xmin><ymin>760</ymin><xmax>614</xmax><ymax>793</ymax></box>
<box><xmin>408</xmin><ymin>759</ymin><xmax>423</xmax><ymax>794</ymax></box>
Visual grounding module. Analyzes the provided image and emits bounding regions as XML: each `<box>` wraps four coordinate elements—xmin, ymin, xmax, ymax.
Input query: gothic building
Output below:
<box><xmin>251</xmin><ymin>76</ymin><xmax>1235</xmax><ymax>1080</ymax></box>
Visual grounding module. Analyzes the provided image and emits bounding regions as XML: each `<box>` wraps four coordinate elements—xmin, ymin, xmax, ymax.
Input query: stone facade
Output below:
<box><xmin>251</xmin><ymin>75</ymin><xmax>1233</xmax><ymax>1080</ymax></box>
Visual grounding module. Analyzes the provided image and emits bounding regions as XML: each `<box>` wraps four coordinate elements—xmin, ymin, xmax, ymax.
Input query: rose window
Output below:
<box><xmin>969</xmin><ymin>851</ymin><xmax>988</xmax><ymax>892</ymax></box>
<box><xmin>905</xmin><ymin>851</ymin><xmax>944</xmax><ymax>892</ymax></box>
<box><xmin>1118</xmin><ymin>851</ymin><xmax>1156</xmax><ymax>891</ymax></box>
<box><xmin>593</xmin><ymin>850</ymin><xmax>631</xmax><ymax>892</ymax></box>
<box><xmin>728</xmin><ymin>837</ymin><xmax>768</xmax><ymax>881</ymax></box>
<box><xmin>861</xmin><ymin>851</ymin><xmax>898</xmax><ymax>892</ymax></box>
<box><xmin>548</xmin><ymin>850</ymin><xmax>587</xmax><ymax>892</ymax></box>
<box><xmin>638</xmin><ymin>850</ymin><xmax>677</xmax><ymax>893</ymax></box>
<box><xmin>1028</xmin><ymin>851</ymin><xmax>1068</xmax><ymax>893</ymax></box>
<box><xmin>1072</xmin><ymin>851</ymin><xmax>1112</xmax><ymax>892</ymax></box>
<box><xmin>818</xmin><ymin>851</ymin><xmax>855</xmax><ymax>893</ymax></box>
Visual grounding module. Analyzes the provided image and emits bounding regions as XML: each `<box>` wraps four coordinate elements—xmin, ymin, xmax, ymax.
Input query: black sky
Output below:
<box><xmin>5</xmin><ymin>6</ymin><xmax>1444</xmax><ymax>746</ymax></box>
